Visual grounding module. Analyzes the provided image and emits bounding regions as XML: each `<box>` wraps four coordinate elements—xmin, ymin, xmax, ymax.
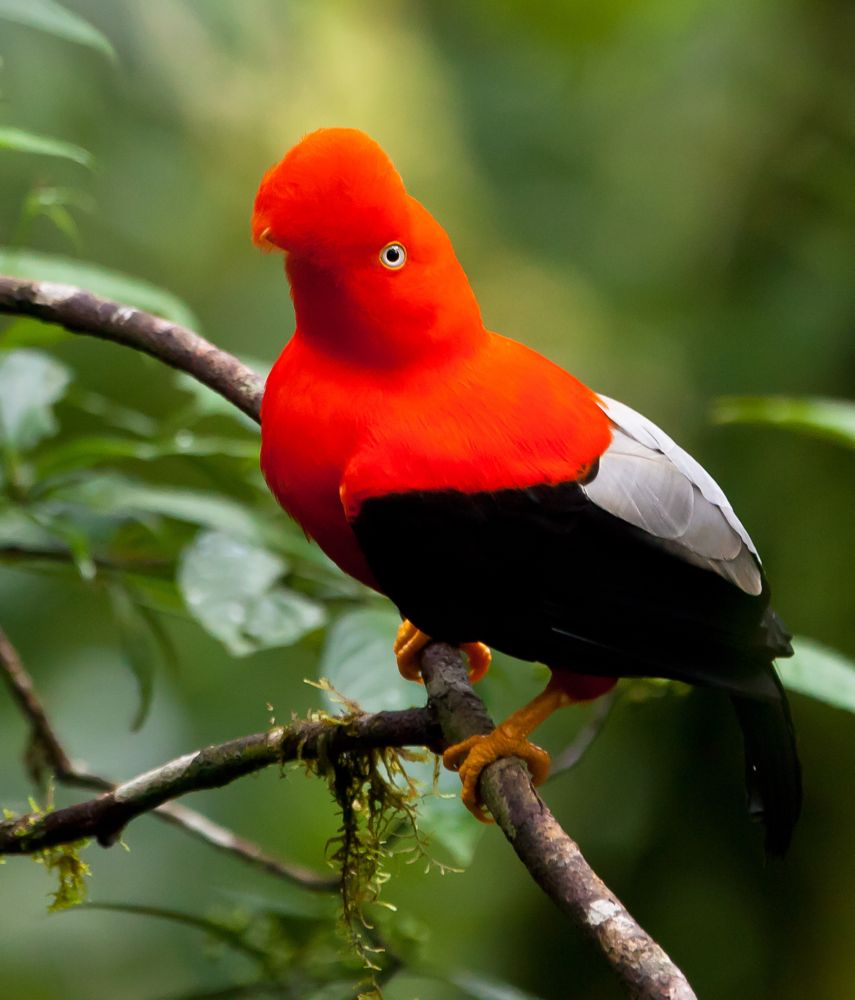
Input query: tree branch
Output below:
<box><xmin>0</xmin><ymin>623</ymin><xmax>339</xmax><ymax>889</ymax></box>
<box><xmin>0</xmin><ymin>276</ymin><xmax>264</xmax><ymax>421</ymax></box>
<box><xmin>0</xmin><ymin>275</ymin><xmax>697</xmax><ymax>999</ymax></box>
<box><xmin>420</xmin><ymin>644</ymin><xmax>695</xmax><ymax>1000</ymax></box>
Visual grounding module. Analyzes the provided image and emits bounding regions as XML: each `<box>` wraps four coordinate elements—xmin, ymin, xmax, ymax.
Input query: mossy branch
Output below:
<box><xmin>0</xmin><ymin>700</ymin><xmax>438</xmax><ymax>856</ymax></box>
<box><xmin>0</xmin><ymin>624</ymin><xmax>340</xmax><ymax>891</ymax></box>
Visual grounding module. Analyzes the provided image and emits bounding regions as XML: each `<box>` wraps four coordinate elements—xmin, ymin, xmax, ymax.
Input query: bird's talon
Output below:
<box><xmin>460</xmin><ymin>775</ymin><xmax>495</xmax><ymax>824</ymax></box>
<box><xmin>461</xmin><ymin>641</ymin><xmax>492</xmax><ymax>683</ymax></box>
<box><xmin>442</xmin><ymin>728</ymin><xmax>553</xmax><ymax>821</ymax></box>
<box><xmin>393</xmin><ymin>620</ymin><xmax>429</xmax><ymax>683</ymax></box>
<box><xmin>441</xmin><ymin>734</ymin><xmax>482</xmax><ymax>772</ymax></box>
<box><xmin>394</xmin><ymin>622</ymin><xmax>491</xmax><ymax>685</ymax></box>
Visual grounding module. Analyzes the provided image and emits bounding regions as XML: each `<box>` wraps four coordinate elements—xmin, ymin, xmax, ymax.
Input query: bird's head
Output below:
<box><xmin>252</xmin><ymin>128</ymin><xmax>483</xmax><ymax>366</ymax></box>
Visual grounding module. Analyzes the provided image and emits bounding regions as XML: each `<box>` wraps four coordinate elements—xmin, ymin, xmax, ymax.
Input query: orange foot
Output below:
<box><xmin>393</xmin><ymin>619</ymin><xmax>492</xmax><ymax>684</ymax></box>
<box><xmin>443</xmin><ymin>730</ymin><xmax>551</xmax><ymax>823</ymax></box>
<box><xmin>442</xmin><ymin>682</ymin><xmax>573</xmax><ymax>822</ymax></box>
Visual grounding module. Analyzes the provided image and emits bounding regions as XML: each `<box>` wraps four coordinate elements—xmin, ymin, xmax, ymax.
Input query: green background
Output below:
<box><xmin>1</xmin><ymin>2</ymin><xmax>853</xmax><ymax>998</ymax></box>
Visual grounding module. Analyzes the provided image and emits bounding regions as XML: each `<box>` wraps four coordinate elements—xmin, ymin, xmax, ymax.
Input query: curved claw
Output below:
<box><xmin>460</xmin><ymin>641</ymin><xmax>492</xmax><ymax>684</ymax></box>
<box><xmin>394</xmin><ymin>622</ymin><xmax>492</xmax><ymax>685</ymax></box>
<box><xmin>442</xmin><ymin>729</ymin><xmax>552</xmax><ymax>823</ymax></box>
<box><xmin>393</xmin><ymin>620</ymin><xmax>428</xmax><ymax>683</ymax></box>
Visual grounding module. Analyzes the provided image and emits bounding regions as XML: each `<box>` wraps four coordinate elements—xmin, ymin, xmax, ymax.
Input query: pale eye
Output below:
<box><xmin>379</xmin><ymin>242</ymin><xmax>406</xmax><ymax>269</ymax></box>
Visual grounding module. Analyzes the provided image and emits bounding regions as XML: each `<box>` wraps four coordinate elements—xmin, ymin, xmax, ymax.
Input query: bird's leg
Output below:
<box><xmin>393</xmin><ymin>619</ymin><xmax>492</xmax><ymax>684</ymax></box>
<box><xmin>443</xmin><ymin>678</ymin><xmax>573</xmax><ymax>823</ymax></box>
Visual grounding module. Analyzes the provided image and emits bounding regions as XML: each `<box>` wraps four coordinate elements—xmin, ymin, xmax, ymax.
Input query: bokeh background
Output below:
<box><xmin>1</xmin><ymin>2</ymin><xmax>854</xmax><ymax>998</ymax></box>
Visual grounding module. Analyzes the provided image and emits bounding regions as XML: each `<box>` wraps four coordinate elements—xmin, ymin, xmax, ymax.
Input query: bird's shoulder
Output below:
<box><xmin>340</xmin><ymin>334</ymin><xmax>610</xmax><ymax>518</ymax></box>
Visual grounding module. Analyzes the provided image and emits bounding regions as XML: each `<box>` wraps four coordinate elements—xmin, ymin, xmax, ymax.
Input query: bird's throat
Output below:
<box><xmin>286</xmin><ymin>254</ymin><xmax>485</xmax><ymax>370</ymax></box>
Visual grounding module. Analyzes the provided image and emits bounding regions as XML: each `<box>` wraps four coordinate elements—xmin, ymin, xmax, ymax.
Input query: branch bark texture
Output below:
<box><xmin>0</xmin><ymin>275</ymin><xmax>697</xmax><ymax>1000</ymax></box>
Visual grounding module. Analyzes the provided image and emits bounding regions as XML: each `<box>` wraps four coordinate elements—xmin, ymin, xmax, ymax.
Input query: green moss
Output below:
<box><xmin>298</xmin><ymin>681</ymin><xmax>436</xmax><ymax>997</ymax></box>
<box><xmin>34</xmin><ymin>840</ymin><xmax>92</xmax><ymax>911</ymax></box>
<box><xmin>4</xmin><ymin>793</ymin><xmax>92</xmax><ymax>910</ymax></box>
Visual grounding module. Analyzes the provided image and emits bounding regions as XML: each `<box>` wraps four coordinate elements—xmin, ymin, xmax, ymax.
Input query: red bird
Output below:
<box><xmin>253</xmin><ymin>128</ymin><xmax>801</xmax><ymax>852</ymax></box>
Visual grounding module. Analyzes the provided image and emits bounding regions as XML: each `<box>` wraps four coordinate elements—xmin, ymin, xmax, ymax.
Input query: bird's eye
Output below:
<box><xmin>379</xmin><ymin>242</ymin><xmax>407</xmax><ymax>270</ymax></box>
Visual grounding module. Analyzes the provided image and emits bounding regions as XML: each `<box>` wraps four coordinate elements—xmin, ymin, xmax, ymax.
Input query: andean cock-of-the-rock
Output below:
<box><xmin>253</xmin><ymin>127</ymin><xmax>801</xmax><ymax>854</ymax></box>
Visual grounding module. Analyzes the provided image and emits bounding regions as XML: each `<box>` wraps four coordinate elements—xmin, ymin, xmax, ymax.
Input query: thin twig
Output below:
<box><xmin>420</xmin><ymin>644</ymin><xmax>696</xmax><ymax>1000</ymax></box>
<box><xmin>153</xmin><ymin>801</ymin><xmax>338</xmax><ymax>890</ymax></box>
<box><xmin>549</xmin><ymin>687</ymin><xmax>618</xmax><ymax>779</ymax></box>
<box><xmin>0</xmin><ymin>546</ymin><xmax>171</xmax><ymax>573</ymax></box>
<box><xmin>0</xmin><ymin>624</ymin><xmax>74</xmax><ymax>779</ymax></box>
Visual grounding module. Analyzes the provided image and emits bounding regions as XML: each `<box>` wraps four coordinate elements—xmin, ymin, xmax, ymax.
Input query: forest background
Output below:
<box><xmin>1</xmin><ymin>3</ymin><xmax>853</xmax><ymax>998</ymax></box>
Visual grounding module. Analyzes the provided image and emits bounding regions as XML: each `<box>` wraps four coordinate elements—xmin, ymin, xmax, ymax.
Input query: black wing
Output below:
<box><xmin>352</xmin><ymin>478</ymin><xmax>787</xmax><ymax>695</ymax></box>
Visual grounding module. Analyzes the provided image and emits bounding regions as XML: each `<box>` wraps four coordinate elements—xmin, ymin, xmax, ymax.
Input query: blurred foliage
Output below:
<box><xmin>1</xmin><ymin>2</ymin><xmax>854</xmax><ymax>999</ymax></box>
<box><xmin>776</xmin><ymin>638</ymin><xmax>855</xmax><ymax>714</ymax></box>
<box><xmin>0</xmin><ymin>251</ymin><xmax>201</xmax><ymax>327</ymax></box>
<box><xmin>0</xmin><ymin>126</ymin><xmax>93</xmax><ymax>167</ymax></box>
<box><xmin>715</xmin><ymin>395</ymin><xmax>855</xmax><ymax>449</ymax></box>
<box><xmin>0</xmin><ymin>0</ymin><xmax>114</xmax><ymax>60</ymax></box>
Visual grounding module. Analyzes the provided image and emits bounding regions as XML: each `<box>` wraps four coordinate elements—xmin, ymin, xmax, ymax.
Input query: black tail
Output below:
<box><xmin>730</xmin><ymin>666</ymin><xmax>801</xmax><ymax>856</ymax></box>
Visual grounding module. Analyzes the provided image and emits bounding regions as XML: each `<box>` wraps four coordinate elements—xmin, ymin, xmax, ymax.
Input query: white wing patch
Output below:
<box><xmin>582</xmin><ymin>395</ymin><xmax>763</xmax><ymax>596</ymax></box>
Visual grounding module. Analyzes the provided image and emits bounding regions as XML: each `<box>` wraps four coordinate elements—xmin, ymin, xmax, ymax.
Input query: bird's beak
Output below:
<box><xmin>254</xmin><ymin>226</ymin><xmax>282</xmax><ymax>253</ymax></box>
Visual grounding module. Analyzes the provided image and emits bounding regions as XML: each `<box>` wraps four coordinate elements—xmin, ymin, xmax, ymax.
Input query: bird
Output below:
<box><xmin>252</xmin><ymin>127</ymin><xmax>801</xmax><ymax>854</ymax></box>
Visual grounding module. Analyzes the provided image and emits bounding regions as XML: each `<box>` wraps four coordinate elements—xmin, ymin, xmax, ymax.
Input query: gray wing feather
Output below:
<box><xmin>582</xmin><ymin>395</ymin><xmax>762</xmax><ymax>596</ymax></box>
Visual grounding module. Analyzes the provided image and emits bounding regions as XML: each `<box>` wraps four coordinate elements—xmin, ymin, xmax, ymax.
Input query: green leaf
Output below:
<box><xmin>80</xmin><ymin>903</ymin><xmax>270</xmax><ymax>967</ymax></box>
<box><xmin>0</xmin><ymin>348</ymin><xmax>71</xmax><ymax>450</ymax></box>
<box><xmin>34</xmin><ymin>511</ymin><xmax>95</xmax><ymax>580</ymax></box>
<box><xmin>303</xmin><ymin>983</ymin><xmax>371</xmax><ymax>1000</ymax></box>
<box><xmin>0</xmin><ymin>0</ymin><xmax>116</xmax><ymax>61</ymax></box>
<box><xmin>108</xmin><ymin>584</ymin><xmax>162</xmax><ymax>729</ymax></box>
<box><xmin>122</xmin><ymin>574</ymin><xmax>189</xmax><ymax>619</ymax></box>
<box><xmin>319</xmin><ymin>607</ymin><xmax>416</xmax><ymax>712</ymax></box>
<box><xmin>178</xmin><ymin>530</ymin><xmax>325</xmax><ymax>656</ymax></box>
<box><xmin>34</xmin><ymin>432</ymin><xmax>258</xmax><ymax>479</ymax></box>
<box><xmin>448</xmin><ymin>971</ymin><xmax>544</xmax><ymax>1000</ymax></box>
<box><xmin>414</xmin><ymin>767</ymin><xmax>487</xmax><ymax>868</ymax></box>
<box><xmin>0</xmin><ymin>126</ymin><xmax>92</xmax><ymax>167</ymax></box>
<box><xmin>0</xmin><ymin>318</ymin><xmax>73</xmax><ymax>350</ymax></box>
<box><xmin>714</xmin><ymin>396</ymin><xmax>855</xmax><ymax>449</ymax></box>
<box><xmin>0</xmin><ymin>248</ymin><xmax>199</xmax><ymax>329</ymax></box>
<box><xmin>0</xmin><ymin>502</ymin><xmax>112</xmax><ymax>580</ymax></box>
<box><xmin>0</xmin><ymin>504</ymin><xmax>59</xmax><ymax>549</ymax></box>
<box><xmin>215</xmin><ymin>886</ymin><xmax>335</xmax><ymax>921</ymax></box>
<box><xmin>778</xmin><ymin>637</ymin><xmax>855</xmax><ymax>713</ymax></box>
<box><xmin>65</xmin><ymin>388</ymin><xmax>158</xmax><ymax>437</ymax></box>
<box><xmin>243</xmin><ymin>587</ymin><xmax>327</xmax><ymax>648</ymax></box>
<box><xmin>18</xmin><ymin>187</ymin><xmax>94</xmax><ymax>249</ymax></box>
<box><xmin>49</xmin><ymin>473</ymin><xmax>271</xmax><ymax>544</ymax></box>
<box><xmin>174</xmin><ymin>360</ymin><xmax>268</xmax><ymax>429</ymax></box>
